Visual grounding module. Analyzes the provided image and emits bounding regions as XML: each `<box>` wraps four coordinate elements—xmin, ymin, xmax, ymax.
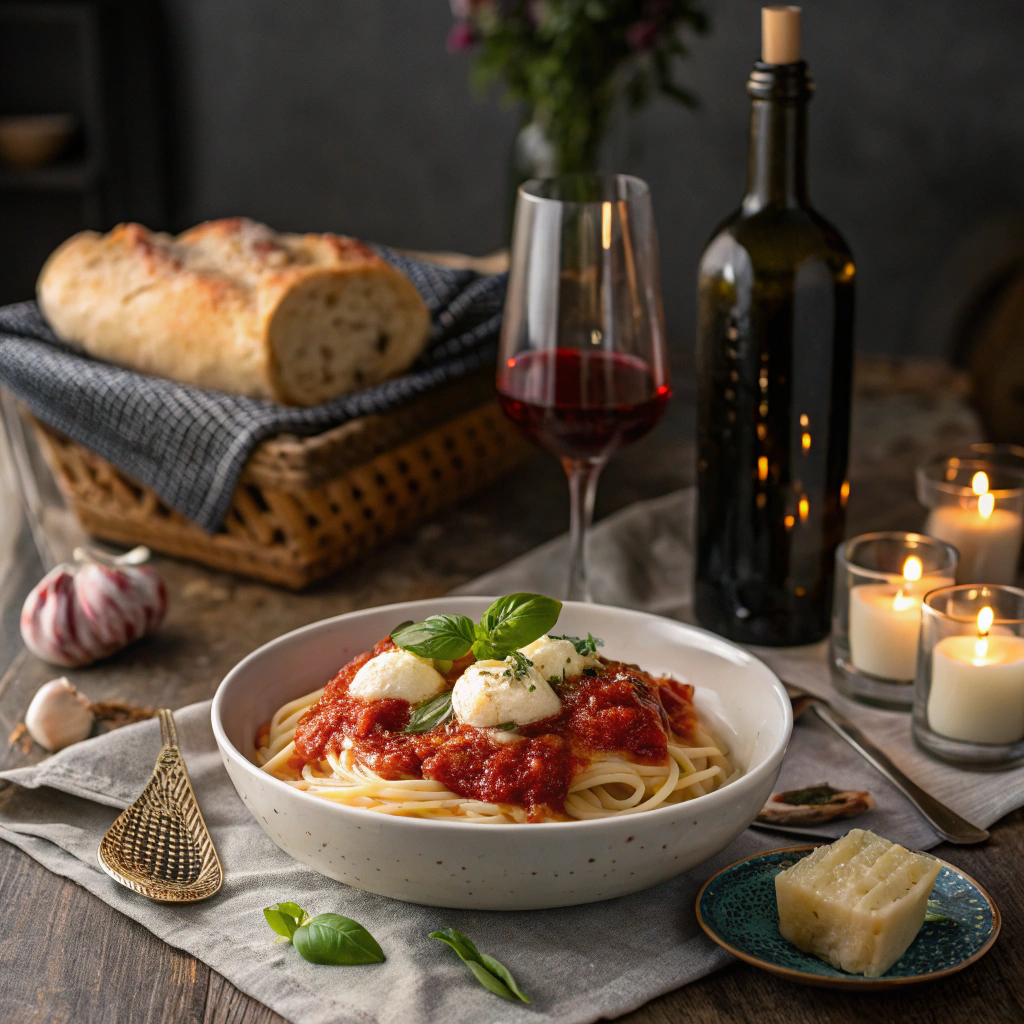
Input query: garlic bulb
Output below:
<box><xmin>25</xmin><ymin>677</ymin><xmax>96</xmax><ymax>752</ymax></box>
<box><xmin>21</xmin><ymin>559</ymin><xmax>167</xmax><ymax>668</ymax></box>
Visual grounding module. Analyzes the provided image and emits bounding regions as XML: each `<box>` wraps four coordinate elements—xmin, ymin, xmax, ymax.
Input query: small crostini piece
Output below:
<box><xmin>758</xmin><ymin>784</ymin><xmax>873</xmax><ymax>826</ymax></box>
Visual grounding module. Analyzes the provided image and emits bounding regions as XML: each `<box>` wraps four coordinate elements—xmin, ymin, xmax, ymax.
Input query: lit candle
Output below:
<box><xmin>849</xmin><ymin>557</ymin><xmax>953</xmax><ymax>682</ymax></box>
<box><xmin>925</xmin><ymin>472</ymin><xmax>1023</xmax><ymax>584</ymax></box>
<box><xmin>927</xmin><ymin>606</ymin><xmax>1024</xmax><ymax>744</ymax></box>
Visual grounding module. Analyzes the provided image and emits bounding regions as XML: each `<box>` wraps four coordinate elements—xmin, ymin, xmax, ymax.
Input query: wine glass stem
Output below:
<box><xmin>563</xmin><ymin>457</ymin><xmax>604</xmax><ymax>603</ymax></box>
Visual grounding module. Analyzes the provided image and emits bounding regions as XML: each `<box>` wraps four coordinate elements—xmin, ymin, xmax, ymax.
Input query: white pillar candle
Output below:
<box><xmin>849</xmin><ymin>573</ymin><xmax>954</xmax><ymax>682</ymax></box>
<box><xmin>924</xmin><ymin>473</ymin><xmax>1023</xmax><ymax>584</ymax></box>
<box><xmin>927</xmin><ymin>621</ymin><xmax>1024</xmax><ymax>745</ymax></box>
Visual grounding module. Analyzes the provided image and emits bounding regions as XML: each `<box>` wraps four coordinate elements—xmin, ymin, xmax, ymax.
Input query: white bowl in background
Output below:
<box><xmin>212</xmin><ymin>598</ymin><xmax>792</xmax><ymax>910</ymax></box>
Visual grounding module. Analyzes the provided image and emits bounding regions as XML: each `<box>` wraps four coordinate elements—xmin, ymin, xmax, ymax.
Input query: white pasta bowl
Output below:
<box><xmin>212</xmin><ymin>598</ymin><xmax>792</xmax><ymax>910</ymax></box>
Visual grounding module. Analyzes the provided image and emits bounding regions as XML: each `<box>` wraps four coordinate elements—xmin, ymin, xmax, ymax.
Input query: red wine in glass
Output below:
<box><xmin>497</xmin><ymin>348</ymin><xmax>670</xmax><ymax>462</ymax></box>
<box><xmin>498</xmin><ymin>174</ymin><xmax>671</xmax><ymax>601</ymax></box>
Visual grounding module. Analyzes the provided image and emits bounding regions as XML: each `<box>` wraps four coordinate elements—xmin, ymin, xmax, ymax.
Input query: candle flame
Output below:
<box><xmin>801</xmin><ymin>432</ymin><xmax>812</xmax><ymax>450</ymax></box>
<box><xmin>978</xmin><ymin>491</ymin><xmax>995</xmax><ymax>519</ymax></box>
<box><xmin>758</xmin><ymin>456</ymin><xmax>768</xmax><ymax>482</ymax></box>
<box><xmin>902</xmin><ymin>556</ymin><xmax>922</xmax><ymax>582</ymax></box>
<box><xmin>601</xmin><ymin>202</ymin><xmax>612</xmax><ymax>249</ymax></box>
<box><xmin>798</xmin><ymin>496</ymin><xmax>809</xmax><ymax>520</ymax></box>
<box><xmin>977</xmin><ymin>606</ymin><xmax>994</xmax><ymax>636</ymax></box>
<box><xmin>972</xmin><ymin>471</ymin><xmax>989</xmax><ymax>496</ymax></box>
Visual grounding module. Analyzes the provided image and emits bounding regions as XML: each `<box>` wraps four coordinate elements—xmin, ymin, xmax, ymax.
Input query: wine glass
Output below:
<box><xmin>497</xmin><ymin>174</ymin><xmax>672</xmax><ymax>602</ymax></box>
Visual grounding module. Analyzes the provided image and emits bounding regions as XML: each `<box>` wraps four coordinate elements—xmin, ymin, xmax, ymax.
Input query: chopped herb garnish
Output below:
<box><xmin>494</xmin><ymin>721</ymin><xmax>518</xmax><ymax>731</ymax></box>
<box><xmin>404</xmin><ymin>690</ymin><xmax>454</xmax><ymax>733</ymax></box>
<box><xmin>429</xmin><ymin>928</ymin><xmax>530</xmax><ymax>1002</ymax></box>
<box><xmin>549</xmin><ymin>632</ymin><xmax>605</xmax><ymax>657</ymax></box>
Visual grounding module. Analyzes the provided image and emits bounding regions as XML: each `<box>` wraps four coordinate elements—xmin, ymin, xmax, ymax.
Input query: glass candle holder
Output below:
<box><xmin>831</xmin><ymin>532</ymin><xmax>958</xmax><ymax>709</ymax></box>
<box><xmin>913</xmin><ymin>584</ymin><xmax>1024</xmax><ymax>770</ymax></box>
<box><xmin>916</xmin><ymin>456</ymin><xmax>1024</xmax><ymax>584</ymax></box>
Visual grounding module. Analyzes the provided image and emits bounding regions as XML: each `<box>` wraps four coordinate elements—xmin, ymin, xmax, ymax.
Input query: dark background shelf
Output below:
<box><xmin>0</xmin><ymin>0</ymin><xmax>168</xmax><ymax>304</ymax></box>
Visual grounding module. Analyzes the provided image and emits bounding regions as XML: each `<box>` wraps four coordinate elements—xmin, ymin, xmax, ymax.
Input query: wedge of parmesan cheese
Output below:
<box><xmin>774</xmin><ymin>828</ymin><xmax>941</xmax><ymax>978</ymax></box>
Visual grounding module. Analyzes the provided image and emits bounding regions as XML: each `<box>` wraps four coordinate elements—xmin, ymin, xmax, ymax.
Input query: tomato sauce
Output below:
<box><xmin>291</xmin><ymin>639</ymin><xmax>698</xmax><ymax>820</ymax></box>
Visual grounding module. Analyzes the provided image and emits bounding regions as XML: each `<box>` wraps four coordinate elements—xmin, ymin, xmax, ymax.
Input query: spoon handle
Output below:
<box><xmin>811</xmin><ymin>702</ymin><xmax>990</xmax><ymax>845</ymax></box>
<box><xmin>158</xmin><ymin>708</ymin><xmax>178</xmax><ymax>749</ymax></box>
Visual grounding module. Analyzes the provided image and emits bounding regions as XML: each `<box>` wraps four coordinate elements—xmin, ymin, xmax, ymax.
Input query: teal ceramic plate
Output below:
<box><xmin>696</xmin><ymin>846</ymin><xmax>1000</xmax><ymax>990</ymax></box>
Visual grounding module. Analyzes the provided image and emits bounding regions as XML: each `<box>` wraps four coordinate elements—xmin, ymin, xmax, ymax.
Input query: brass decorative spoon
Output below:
<box><xmin>98</xmin><ymin>709</ymin><xmax>223</xmax><ymax>902</ymax></box>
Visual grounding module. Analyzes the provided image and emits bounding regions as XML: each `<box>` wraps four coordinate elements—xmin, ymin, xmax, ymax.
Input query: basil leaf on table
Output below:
<box><xmin>263</xmin><ymin>902</ymin><xmax>309</xmax><ymax>942</ymax></box>
<box><xmin>292</xmin><ymin>913</ymin><xmax>386</xmax><ymax>965</ymax></box>
<box><xmin>480</xmin><ymin>593</ymin><xmax>562</xmax><ymax>653</ymax></box>
<box><xmin>391</xmin><ymin>614</ymin><xmax>477</xmax><ymax>659</ymax></box>
<box><xmin>404</xmin><ymin>690</ymin><xmax>454</xmax><ymax>733</ymax></box>
<box><xmin>429</xmin><ymin>927</ymin><xmax>530</xmax><ymax>1003</ymax></box>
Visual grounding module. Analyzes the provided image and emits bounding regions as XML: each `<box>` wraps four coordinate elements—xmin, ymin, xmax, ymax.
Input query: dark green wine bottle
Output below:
<box><xmin>694</xmin><ymin>9</ymin><xmax>855</xmax><ymax>646</ymax></box>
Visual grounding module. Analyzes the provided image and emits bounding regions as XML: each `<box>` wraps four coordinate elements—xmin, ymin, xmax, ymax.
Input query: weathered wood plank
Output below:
<box><xmin>0</xmin><ymin>843</ymin><xmax>209</xmax><ymax>1024</ymax></box>
<box><xmin>204</xmin><ymin>973</ymin><xmax>288</xmax><ymax>1024</ymax></box>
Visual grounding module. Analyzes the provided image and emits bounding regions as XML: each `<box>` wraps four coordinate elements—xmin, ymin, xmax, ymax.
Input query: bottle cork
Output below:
<box><xmin>762</xmin><ymin>6</ymin><xmax>801</xmax><ymax>64</ymax></box>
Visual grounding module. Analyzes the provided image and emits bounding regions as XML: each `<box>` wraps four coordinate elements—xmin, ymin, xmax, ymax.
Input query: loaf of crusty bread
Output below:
<box><xmin>36</xmin><ymin>218</ymin><xmax>431</xmax><ymax>406</ymax></box>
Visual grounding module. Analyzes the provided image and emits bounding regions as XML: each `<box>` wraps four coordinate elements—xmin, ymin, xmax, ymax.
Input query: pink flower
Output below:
<box><xmin>447</xmin><ymin>21</ymin><xmax>479</xmax><ymax>52</ymax></box>
<box><xmin>627</xmin><ymin>20</ymin><xmax>660</xmax><ymax>50</ymax></box>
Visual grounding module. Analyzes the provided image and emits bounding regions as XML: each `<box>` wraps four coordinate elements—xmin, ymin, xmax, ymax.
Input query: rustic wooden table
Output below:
<box><xmin>3</xmin><ymin>361</ymin><xmax>1018</xmax><ymax>1024</ymax></box>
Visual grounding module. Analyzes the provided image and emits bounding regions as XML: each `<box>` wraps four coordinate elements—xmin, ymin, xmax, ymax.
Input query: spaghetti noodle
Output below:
<box><xmin>255</xmin><ymin>640</ymin><xmax>738</xmax><ymax>824</ymax></box>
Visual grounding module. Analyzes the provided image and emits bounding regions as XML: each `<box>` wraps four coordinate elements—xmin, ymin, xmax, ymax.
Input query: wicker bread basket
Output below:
<box><xmin>30</xmin><ymin>376</ymin><xmax>529</xmax><ymax>589</ymax></box>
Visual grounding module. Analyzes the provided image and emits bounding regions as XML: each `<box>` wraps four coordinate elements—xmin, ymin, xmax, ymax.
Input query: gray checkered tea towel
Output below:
<box><xmin>0</xmin><ymin>249</ymin><xmax>506</xmax><ymax>532</ymax></box>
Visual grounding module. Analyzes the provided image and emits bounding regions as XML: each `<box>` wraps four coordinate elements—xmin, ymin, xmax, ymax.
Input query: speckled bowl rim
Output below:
<box><xmin>212</xmin><ymin>596</ymin><xmax>793</xmax><ymax>833</ymax></box>
<box><xmin>695</xmin><ymin>845</ymin><xmax>1002</xmax><ymax>990</ymax></box>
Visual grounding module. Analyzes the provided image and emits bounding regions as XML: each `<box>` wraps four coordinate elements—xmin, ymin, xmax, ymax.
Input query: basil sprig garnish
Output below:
<box><xmin>390</xmin><ymin>613</ymin><xmax>478</xmax><ymax>660</ymax></box>
<box><xmin>392</xmin><ymin>593</ymin><xmax>561</xmax><ymax>665</ymax></box>
<box><xmin>429</xmin><ymin>927</ymin><xmax>530</xmax><ymax>1002</ymax></box>
<box><xmin>264</xmin><ymin>903</ymin><xmax>384</xmax><ymax>964</ymax></box>
<box><xmin>549</xmin><ymin>632</ymin><xmax>605</xmax><ymax>657</ymax></box>
<box><xmin>404</xmin><ymin>690</ymin><xmax>454</xmax><ymax>733</ymax></box>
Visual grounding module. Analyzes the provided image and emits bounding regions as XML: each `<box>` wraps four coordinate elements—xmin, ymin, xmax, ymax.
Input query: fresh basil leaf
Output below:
<box><xmin>404</xmin><ymin>690</ymin><xmax>454</xmax><ymax>733</ymax></box>
<box><xmin>480</xmin><ymin>593</ymin><xmax>562</xmax><ymax>654</ymax></box>
<box><xmin>293</xmin><ymin>913</ymin><xmax>385</xmax><ymax>965</ymax></box>
<box><xmin>478</xmin><ymin>950</ymin><xmax>531</xmax><ymax>1003</ymax></box>
<box><xmin>392</xmin><ymin>614</ymin><xmax>476</xmax><ymax>659</ymax></box>
<box><xmin>428</xmin><ymin>928</ymin><xmax>530</xmax><ymax>1003</ymax></box>
<box><xmin>263</xmin><ymin>902</ymin><xmax>309</xmax><ymax>941</ymax></box>
<box><xmin>470</xmin><ymin>637</ymin><xmax>503</xmax><ymax>662</ymax></box>
<box><xmin>925</xmin><ymin>900</ymin><xmax>956</xmax><ymax>925</ymax></box>
<box><xmin>494</xmin><ymin>721</ymin><xmax>518</xmax><ymax>731</ymax></box>
<box><xmin>549</xmin><ymin>632</ymin><xmax>605</xmax><ymax>656</ymax></box>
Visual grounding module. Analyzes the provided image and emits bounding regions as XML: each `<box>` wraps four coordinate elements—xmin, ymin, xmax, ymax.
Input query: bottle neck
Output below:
<box><xmin>743</xmin><ymin>61</ymin><xmax>813</xmax><ymax>212</ymax></box>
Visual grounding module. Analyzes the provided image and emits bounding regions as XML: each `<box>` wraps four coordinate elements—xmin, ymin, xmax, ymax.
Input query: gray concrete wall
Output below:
<box><xmin>162</xmin><ymin>0</ymin><xmax>1024</xmax><ymax>363</ymax></box>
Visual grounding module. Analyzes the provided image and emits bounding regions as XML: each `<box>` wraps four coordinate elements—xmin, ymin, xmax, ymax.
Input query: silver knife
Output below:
<box><xmin>807</xmin><ymin>695</ymin><xmax>989</xmax><ymax>845</ymax></box>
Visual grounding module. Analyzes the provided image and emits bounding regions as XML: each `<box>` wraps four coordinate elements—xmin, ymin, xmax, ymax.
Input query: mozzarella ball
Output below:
<box><xmin>452</xmin><ymin>659</ymin><xmax>561</xmax><ymax>728</ymax></box>
<box><xmin>519</xmin><ymin>636</ymin><xmax>601</xmax><ymax>682</ymax></box>
<box><xmin>349</xmin><ymin>650</ymin><xmax>447</xmax><ymax>704</ymax></box>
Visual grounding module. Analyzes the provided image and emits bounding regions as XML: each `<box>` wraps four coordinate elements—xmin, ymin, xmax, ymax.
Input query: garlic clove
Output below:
<box><xmin>25</xmin><ymin>677</ymin><xmax>96</xmax><ymax>752</ymax></box>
